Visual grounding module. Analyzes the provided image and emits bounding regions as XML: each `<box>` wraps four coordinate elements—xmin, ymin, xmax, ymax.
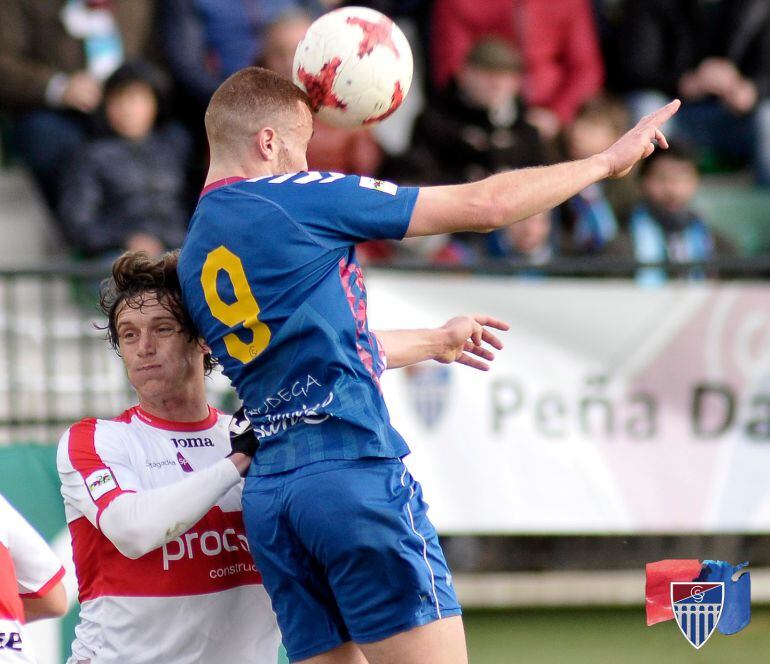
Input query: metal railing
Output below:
<box><xmin>4</xmin><ymin>259</ymin><xmax>770</xmax><ymax>573</ymax></box>
<box><xmin>1</xmin><ymin>256</ymin><xmax>768</xmax><ymax>443</ymax></box>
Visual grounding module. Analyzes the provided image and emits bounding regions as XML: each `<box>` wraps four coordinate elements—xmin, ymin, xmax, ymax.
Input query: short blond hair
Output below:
<box><xmin>204</xmin><ymin>66</ymin><xmax>311</xmax><ymax>154</ymax></box>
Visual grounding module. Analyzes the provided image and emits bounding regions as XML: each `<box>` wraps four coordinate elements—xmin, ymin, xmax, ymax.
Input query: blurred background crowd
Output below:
<box><xmin>2</xmin><ymin>0</ymin><xmax>770</xmax><ymax>278</ymax></box>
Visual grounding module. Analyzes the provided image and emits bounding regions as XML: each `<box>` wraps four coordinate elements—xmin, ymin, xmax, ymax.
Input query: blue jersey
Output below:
<box><xmin>178</xmin><ymin>172</ymin><xmax>419</xmax><ymax>475</ymax></box>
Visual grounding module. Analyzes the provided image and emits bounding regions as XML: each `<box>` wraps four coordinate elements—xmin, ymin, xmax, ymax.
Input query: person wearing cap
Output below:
<box><xmin>393</xmin><ymin>37</ymin><xmax>546</xmax><ymax>188</ymax></box>
<box><xmin>385</xmin><ymin>37</ymin><xmax>547</xmax><ymax>264</ymax></box>
<box><xmin>431</xmin><ymin>0</ymin><xmax>604</xmax><ymax>141</ymax></box>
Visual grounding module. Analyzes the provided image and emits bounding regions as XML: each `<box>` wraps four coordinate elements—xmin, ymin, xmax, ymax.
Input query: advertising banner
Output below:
<box><xmin>366</xmin><ymin>273</ymin><xmax>770</xmax><ymax>533</ymax></box>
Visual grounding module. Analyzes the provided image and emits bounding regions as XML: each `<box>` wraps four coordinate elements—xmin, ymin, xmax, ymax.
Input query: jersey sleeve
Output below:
<box><xmin>0</xmin><ymin>496</ymin><xmax>64</xmax><ymax>598</ymax></box>
<box><xmin>57</xmin><ymin>419</ymin><xmax>141</xmax><ymax>530</ymax></box>
<box><xmin>264</xmin><ymin>173</ymin><xmax>419</xmax><ymax>247</ymax></box>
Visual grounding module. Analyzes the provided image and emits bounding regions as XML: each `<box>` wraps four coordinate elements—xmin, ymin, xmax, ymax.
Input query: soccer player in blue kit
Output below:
<box><xmin>178</xmin><ymin>67</ymin><xmax>679</xmax><ymax>663</ymax></box>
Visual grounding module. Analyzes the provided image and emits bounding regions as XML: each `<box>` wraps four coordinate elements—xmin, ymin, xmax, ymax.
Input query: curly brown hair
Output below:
<box><xmin>99</xmin><ymin>250</ymin><xmax>215</xmax><ymax>374</ymax></box>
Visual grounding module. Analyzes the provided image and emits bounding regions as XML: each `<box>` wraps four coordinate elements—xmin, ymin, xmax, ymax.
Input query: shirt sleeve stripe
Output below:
<box><xmin>18</xmin><ymin>566</ymin><xmax>65</xmax><ymax>598</ymax></box>
<box><xmin>67</xmin><ymin>419</ymin><xmax>127</xmax><ymax>513</ymax></box>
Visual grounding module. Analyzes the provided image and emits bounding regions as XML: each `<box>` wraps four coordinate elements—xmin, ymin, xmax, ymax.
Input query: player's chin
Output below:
<box><xmin>131</xmin><ymin>373</ymin><xmax>170</xmax><ymax>396</ymax></box>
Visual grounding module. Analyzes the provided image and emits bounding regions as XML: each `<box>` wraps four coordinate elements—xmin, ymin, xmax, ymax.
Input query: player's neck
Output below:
<box><xmin>205</xmin><ymin>159</ymin><xmax>274</xmax><ymax>188</ymax></box>
<box><xmin>137</xmin><ymin>392</ymin><xmax>211</xmax><ymax>425</ymax></box>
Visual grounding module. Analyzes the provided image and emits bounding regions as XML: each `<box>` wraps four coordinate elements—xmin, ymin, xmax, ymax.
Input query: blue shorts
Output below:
<box><xmin>241</xmin><ymin>457</ymin><xmax>461</xmax><ymax>662</ymax></box>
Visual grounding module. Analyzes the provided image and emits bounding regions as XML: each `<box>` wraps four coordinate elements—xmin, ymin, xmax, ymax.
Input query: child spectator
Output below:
<box><xmin>0</xmin><ymin>0</ymin><xmax>155</xmax><ymax>208</ymax></box>
<box><xmin>560</xmin><ymin>95</ymin><xmax>636</xmax><ymax>255</ymax></box>
<box><xmin>628</xmin><ymin>142</ymin><xmax>733</xmax><ymax>285</ymax></box>
<box><xmin>58</xmin><ymin>61</ymin><xmax>192</xmax><ymax>259</ymax></box>
<box><xmin>392</xmin><ymin>37</ymin><xmax>545</xmax><ymax>184</ymax></box>
<box><xmin>487</xmin><ymin>210</ymin><xmax>555</xmax><ymax>266</ymax></box>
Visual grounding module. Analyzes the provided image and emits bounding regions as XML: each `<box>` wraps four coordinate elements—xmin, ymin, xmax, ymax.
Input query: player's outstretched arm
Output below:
<box><xmin>375</xmin><ymin>315</ymin><xmax>509</xmax><ymax>371</ymax></box>
<box><xmin>406</xmin><ymin>99</ymin><xmax>680</xmax><ymax>237</ymax></box>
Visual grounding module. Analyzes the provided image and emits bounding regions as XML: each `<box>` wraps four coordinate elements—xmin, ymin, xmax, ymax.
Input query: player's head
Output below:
<box><xmin>100</xmin><ymin>251</ymin><xmax>214</xmax><ymax>402</ymax></box>
<box><xmin>566</xmin><ymin>95</ymin><xmax>629</xmax><ymax>160</ymax></box>
<box><xmin>205</xmin><ymin>66</ymin><xmax>313</xmax><ymax>174</ymax></box>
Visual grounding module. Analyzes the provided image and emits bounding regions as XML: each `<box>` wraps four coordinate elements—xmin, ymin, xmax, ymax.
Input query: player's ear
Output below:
<box><xmin>255</xmin><ymin>127</ymin><xmax>277</xmax><ymax>161</ymax></box>
<box><xmin>196</xmin><ymin>338</ymin><xmax>211</xmax><ymax>355</ymax></box>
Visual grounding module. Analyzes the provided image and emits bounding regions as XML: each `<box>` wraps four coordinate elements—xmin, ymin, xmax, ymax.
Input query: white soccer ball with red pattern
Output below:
<box><xmin>292</xmin><ymin>6</ymin><xmax>413</xmax><ymax>128</ymax></box>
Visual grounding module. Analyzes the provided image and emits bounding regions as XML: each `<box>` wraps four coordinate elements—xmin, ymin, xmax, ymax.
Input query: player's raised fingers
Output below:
<box><xmin>472</xmin><ymin>315</ymin><xmax>510</xmax><ymax>331</ymax></box>
<box><xmin>481</xmin><ymin>328</ymin><xmax>504</xmax><ymax>350</ymax></box>
<box><xmin>640</xmin><ymin>99</ymin><xmax>681</xmax><ymax>128</ymax></box>
<box><xmin>464</xmin><ymin>341</ymin><xmax>495</xmax><ymax>361</ymax></box>
<box><xmin>470</xmin><ymin>322</ymin><xmax>483</xmax><ymax>346</ymax></box>
<box><xmin>654</xmin><ymin>127</ymin><xmax>669</xmax><ymax>150</ymax></box>
<box><xmin>456</xmin><ymin>353</ymin><xmax>490</xmax><ymax>371</ymax></box>
<box><xmin>642</xmin><ymin>142</ymin><xmax>656</xmax><ymax>159</ymax></box>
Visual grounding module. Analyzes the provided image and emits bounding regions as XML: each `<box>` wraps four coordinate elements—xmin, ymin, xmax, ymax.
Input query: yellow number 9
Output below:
<box><xmin>201</xmin><ymin>246</ymin><xmax>271</xmax><ymax>364</ymax></box>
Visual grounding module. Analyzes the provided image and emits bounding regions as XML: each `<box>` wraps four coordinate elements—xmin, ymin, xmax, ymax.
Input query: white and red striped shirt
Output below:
<box><xmin>57</xmin><ymin>406</ymin><xmax>279</xmax><ymax>664</ymax></box>
<box><xmin>0</xmin><ymin>494</ymin><xmax>65</xmax><ymax>664</ymax></box>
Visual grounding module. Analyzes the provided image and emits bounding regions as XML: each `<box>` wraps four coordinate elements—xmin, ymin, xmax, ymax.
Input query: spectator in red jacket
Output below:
<box><xmin>430</xmin><ymin>0</ymin><xmax>604</xmax><ymax>139</ymax></box>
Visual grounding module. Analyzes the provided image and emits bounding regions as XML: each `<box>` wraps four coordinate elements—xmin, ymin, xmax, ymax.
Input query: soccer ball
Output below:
<box><xmin>292</xmin><ymin>6</ymin><xmax>413</xmax><ymax>129</ymax></box>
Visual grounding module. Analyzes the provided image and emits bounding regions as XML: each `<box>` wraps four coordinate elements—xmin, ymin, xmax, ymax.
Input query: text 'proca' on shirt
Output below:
<box><xmin>57</xmin><ymin>406</ymin><xmax>278</xmax><ymax>664</ymax></box>
<box><xmin>178</xmin><ymin>172</ymin><xmax>419</xmax><ymax>475</ymax></box>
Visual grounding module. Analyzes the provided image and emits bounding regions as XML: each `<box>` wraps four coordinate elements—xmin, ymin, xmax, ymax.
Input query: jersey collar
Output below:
<box><xmin>133</xmin><ymin>406</ymin><xmax>219</xmax><ymax>431</ymax></box>
<box><xmin>199</xmin><ymin>176</ymin><xmax>247</xmax><ymax>198</ymax></box>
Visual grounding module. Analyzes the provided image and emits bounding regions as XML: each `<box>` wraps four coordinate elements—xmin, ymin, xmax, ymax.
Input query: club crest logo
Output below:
<box><xmin>670</xmin><ymin>582</ymin><xmax>724</xmax><ymax>649</ymax></box>
<box><xmin>404</xmin><ymin>364</ymin><xmax>451</xmax><ymax>430</ymax></box>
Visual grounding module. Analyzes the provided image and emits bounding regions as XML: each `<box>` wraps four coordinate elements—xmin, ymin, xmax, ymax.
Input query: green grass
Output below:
<box><xmin>462</xmin><ymin>607</ymin><xmax>769</xmax><ymax>663</ymax></box>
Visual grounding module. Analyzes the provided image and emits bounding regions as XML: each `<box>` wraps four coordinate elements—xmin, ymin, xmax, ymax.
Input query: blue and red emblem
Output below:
<box><xmin>670</xmin><ymin>582</ymin><xmax>724</xmax><ymax>649</ymax></box>
<box><xmin>645</xmin><ymin>559</ymin><xmax>751</xmax><ymax>649</ymax></box>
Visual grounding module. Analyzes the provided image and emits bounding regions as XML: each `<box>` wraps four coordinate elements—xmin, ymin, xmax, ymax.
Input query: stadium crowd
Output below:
<box><xmin>1</xmin><ymin>0</ymin><xmax>769</xmax><ymax>277</ymax></box>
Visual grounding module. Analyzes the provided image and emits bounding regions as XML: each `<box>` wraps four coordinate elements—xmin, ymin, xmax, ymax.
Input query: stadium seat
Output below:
<box><xmin>695</xmin><ymin>181</ymin><xmax>770</xmax><ymax>255</ymax></box>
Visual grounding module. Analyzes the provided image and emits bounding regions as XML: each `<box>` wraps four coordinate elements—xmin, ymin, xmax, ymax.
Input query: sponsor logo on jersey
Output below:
<box><xmin>251</xmin><ymin>374</ymin><xmax>323</xmax><ymax>417</ymax></box>
<box><xmin>671</xmin><ymin>582</ymin><xmax>724</xmax><ymax>649</ymax></box>
<box><xmin>162</xmin><ymin>528</ymin><xmax>251</xmax><ymax>571</ymax></box>
<box><xmin>85</xmin><ymin>468</ymin><xmax>117</xmax><ymax>501</ymax></box>
<box><xmin>170</xmin><ymin>437</ymin><xmax>214</xmax><ymax>448</ymax></box>
<box><xmin>359</xmin><ymin>176</ymin><xmax>397</xmax><ymax>195</ymax></box>
<box><xmin>176</xmin><ymin>452</ymin><xmax>194</xmax><ymax>473</ymax></box>
<box><xmin>0</xmin><ymin>631</ymin><xmax>22</xmax><ymax>651</ymax></box>
<box><xmin>146</xmin><ymin>459</ymin><xmax>176</xmax><ymax>470</ymax></box>
<box><xmin>248</xmin><ymin>392</ymin><xmax>334</xmax><ymax>440</ymax></box>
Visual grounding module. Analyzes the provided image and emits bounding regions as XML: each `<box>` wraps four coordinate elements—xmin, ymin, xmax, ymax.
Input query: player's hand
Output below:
<box><xmin>228</xmin><ymin>407</ymin><xmax>258</xmax><ymax>475</ymax></box>
<box><xmin>434</xmin><ymin>315</ymin><xmax>509</xmax><ymax>371</ymax></box>
<box><xmin>601</xmin><ymin>99</ymin><xmax>681</xmax><ymax>179</ymax></box>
